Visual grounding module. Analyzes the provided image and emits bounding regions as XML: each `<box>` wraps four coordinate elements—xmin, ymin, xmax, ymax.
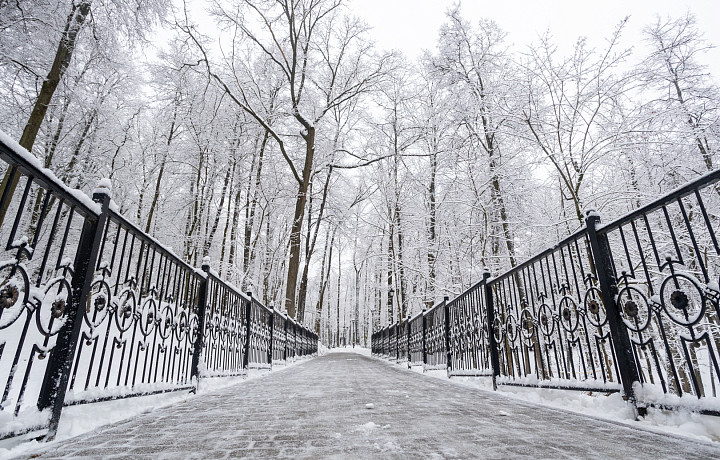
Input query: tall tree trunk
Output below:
<box><xmin>262</xmin><ymin>214</ymin><xmax>273</xmax><ymax>305</ymax></box>
<box><xmin>426</xmin><ymin>144</ymin><xmax>438</xmax><ymax>307</ymax></box>
<box><xmin>0</xmin><ymin>1</ymin><xmax>92</xmax><ymax>228</ymax></box>
<box><xmin>298</xmin><ymin>166</ymin><xmax>332</xmax><ymax>322</ymax></box>
<box><xmin>145</xmin><ymin>106</ymin><xmax>179</xmax><ymax>233</ymax></box>
<box><xmin>387</xmin><ymin>222</ymin><xmax>394</xmax><ymax>324</ymax></box>
<box><xmin>394</xmin><ymin>203</ymin><xmax>407</xmax><ymax>321</ymax></box>
<box><xmin>284</xmin><ymin>126</ymin><xmax>315</xmax><ymax>318</ymax></box>
<box><xmin>204</xmin><ymin>163</ymin><xmax>233</xmax><ymax>257</ymax></box>
<box><xmin>219</xmin><ymin>163</ymin><xmax>236</xmax><ymax>278</ymax></box>
<box><xmin>298</xmin><ymin>181</ymin><xmax>314</xmax><ymax>323</ymax></box>
<box><xmin>243</xmin><ymin>131</ymin><xmax>269</xmax><ymax>289</ymax></box>
<box><xmin>315</xmin><ymin>226</ymin><xmax>335</xmax><ymax>334</ymax></box>
<box><xmin>335</xmin><ymin>235</ymin><xmax>341</xmax><ymax>345</ymax></box>
<box><xmin>184</xmin><ymin>148</ymin><xmax>205</xmax><ymax>262</ymax></box>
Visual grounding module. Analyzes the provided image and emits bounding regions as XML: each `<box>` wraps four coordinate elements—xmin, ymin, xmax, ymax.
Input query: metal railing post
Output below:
<box><xmin>422</xmin><ymin>309</ymin><xmax>427</xmax><ymax>369</ymax></box>
<box><xmin>395</xmin><ymin>322</ymin><xmax>400</xmax><ymax>362</ymax></box>
<box><xmin>190</xmin><ymin>259</ymin><xmax>210</xmax><ymax>384</ymax></box>
<box><xmin>243</xmin><ymin>292</ymin><xmax>252</xmax><ymax>370</ymax></box>
<box><xmin>444</xmin><ymin>296</ymin><xmax>451</xmax><ymax>377</ymax></box>
<box><xmin>407</xmin><ymin>320</ymin><xmax>411</xmax><ymax>368</ymax></box>
<box><xmin>268</xmin><ymin>308</ymin><xmax>274</xmax><ymax>369</ymax></box>
<box><xmin>284</xmin><ymin>314</ymin><xmax>288</xmax><ymax>361</ymax></box>
<box><xmin>585</xmin><ymin>211</ymin><xmax>642</xmax><ymax>415</ymax></box>
<box><xmin>483</xmin><ymin>271</ymin><xmax>501</xmax><ymax>391</ymax></box>
<box><xmin>37</xmin><ymin>184</ymin><xmax>111</xmax><ymax>440</ymax></box>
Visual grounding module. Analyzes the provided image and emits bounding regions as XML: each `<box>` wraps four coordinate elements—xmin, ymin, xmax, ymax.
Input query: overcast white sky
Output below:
<box><xmin>349</xmin><ymin>0</ymin><xmax>720</xmax><ymax>78</ymax></box>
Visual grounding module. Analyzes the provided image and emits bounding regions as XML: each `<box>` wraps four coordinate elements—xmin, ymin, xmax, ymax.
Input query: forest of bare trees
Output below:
<box><xmin>0</xmin><ymin>0</ymin><xmax>717</xmax><ymax>346</ymax></box>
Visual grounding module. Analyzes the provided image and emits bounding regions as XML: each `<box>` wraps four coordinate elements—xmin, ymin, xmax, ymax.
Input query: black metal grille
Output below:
<box><xmin>0</xmin><ymin>136</ymin><xmax>318</xmax><ymax>440</ymax></box>
<box><xmin>373</xmin><ymin>169</ymin><xmax>720</xmax><ymax>415</ymax></box>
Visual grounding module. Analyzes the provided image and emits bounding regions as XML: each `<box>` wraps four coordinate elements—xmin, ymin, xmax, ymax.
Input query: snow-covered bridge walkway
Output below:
<box><xmin>32</xmin><ymin>352</ymin><xmax>720</xmax><ymax>459</ymax></box>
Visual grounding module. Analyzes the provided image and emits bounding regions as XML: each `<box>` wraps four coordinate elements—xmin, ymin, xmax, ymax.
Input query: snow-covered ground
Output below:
<box><xmin>323</xmin><ymin>345</ymin><xmax>372</xmax><ymax>356</ymax></box>
<box><xmin>22</xmin><ymin>351</ymin><xmax>720</xmax><ymax>459</ymax></box>
<box><xmin>404</xmin><ymin>364</ymin><xmax>720</xmax><ymax>444</ymax></box>
<box><xmin>0</xmin><ymin>356</ymin><xmax>314</xmax><ymax>460</ymax></box>
<box><xmin>6</xmin><ymin>348</ymin><xmax>716</xmax><ymax>459</ymax></box>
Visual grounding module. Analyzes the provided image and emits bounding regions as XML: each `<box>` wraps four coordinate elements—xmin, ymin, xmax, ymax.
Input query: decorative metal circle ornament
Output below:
<box><xmin>188</xmin><ymin>313</ymin><xmax>200</xmax><ymax>345</ymax></box>
<box><xmin>505</xmin><ymin>314</ymin><xmax>518</xmax><ymax>342</ymax></box>
<box><xmin>85</xmin><ymin>280</ymin><xmax>112</xmax><ymax>328</ymax></box>
<box><xmin>114</xmin><ymin>289</ymin><xmax>137</xmax><ymax>332</ymax></box>
<box><xmin>558</xmin><ymin>297</ymin><xmax>580</xmax><ymax>333</ymax></box>
<box><xmin>138</xmin><ymin>295</ymin><xmax>159</xmax><ymax>336</ymax></box>
<box><xmin>33</xmin><ymin>276</ymin><xmax>72</xmax><ymax>336</ymax></box>
<box><xmin>659</xmin><ymin>273</ymin><xmax>705</xmax><ymax>326</ymax></box>
<box><xmin>157</xmin><ymin>305</ymin><xmax>174</xmax><ymax>339</ymax></box>
<box><xmin>584</xmin><ymin>287</ymin><xmax>607</xmax><ymax>327</ymax></box>
<box><xmin>0</xmin><ymin>284</ymin><xmax>19</xmax><ymax>309</ymax></box>
<box><xmin>537</xmin><ymin>303</ymin><xmax>555</xmax><ymax>337</ymax></box>
<box><xmin>175</xmin><ymin>310</ymin><xmax>188</xmax><ymax>342</ymax></box>
<box><xmin>0</xmin><ymin>263</ymin><xmax>30</xmax><ymax>329</ymax></box>
<box><xmin>520</xmin><ymin>308</ymin><xmax>536</xmax><ymax>341</ymax></box>
<box><xmin>51</xmin><ymin>299</ymin><xmax>65</xmax><ymax>318</ymax></box>
<box><xmin>616</xmin><ymin>286</ymin><xmax>652</xmax><ymax>332</ymax></box>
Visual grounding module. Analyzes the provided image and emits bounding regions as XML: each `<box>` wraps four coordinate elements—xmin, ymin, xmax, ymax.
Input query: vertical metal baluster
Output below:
<box><xmin>586</xmin><ymin>211</ymin><xmax>642</xmax><ymax>417</ymax></box>
<box><xmin>190</xmin><ymin>262</ymin><xmax>210</xmax><ymax>386</ymax></box>
<box><xmin>444</xmin><ymin>297</ymin><xmax>451</xmax><ymax>377</ymax></box>
<box><xmin>243</xmin><ymin>293</ymin><xmax>252</xmax><ymax>370</ymax></box>
<box><xmin>484</xmin><ymin>272</ymin><xmax>501</xmax><ymax>391</ymax></box>
<box><xmin>422</xmin><ymin>308</ymin><xmax>427</xmax><ymax>370</ymax></box>
<box><xmin>38</xmin><ymin>185</ymin><xmax>111</xmax><ymax>440</ymax></box>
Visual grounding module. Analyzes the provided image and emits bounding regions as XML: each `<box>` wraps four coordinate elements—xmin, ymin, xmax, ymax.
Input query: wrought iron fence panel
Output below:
<box><xmin>0</xmin><ymin>135</ymin><xmax>319</xmax><ymax>441</ymax></box>
<box><xmin>203</xmin><ymin>275</ymin><xmax>246</xmax><ymax>377</ymax></box>
<box><xmin>409</xmin><ymin>313</ymin><xmax>424</xmax><ymax>366</ymax></box>
<box><xmin>386</xmin><ymin>324</ymin><xmax>395</xmax><ymax>360</ymax></box>
<box><xmin>425</xmin><ymin>303</ymin><xmax>447</xmax><ymax>370</ymax></box>
<box><xmin>489</xmin><ymin>231</ymin><xmax>619</xmax><ymax>390</ymax></box>
<box><xmin>0</xmin><ymin>143</ymin><xmax>99</xmax><ymax>436</ymax></box>
<box><xmin>297</xmin><ymin>327</ymin><xmax>306</xmax><ymax>357</ymax></box>
<box><xmin>599</xmin><ymin>170</ymin><xmax>720</xmax><ymax>407</ymax></box>
<box><xmin>398</xmin><ymin>320</ymin><xmax>409</xmax><ymax>362</ymax></box>
<box><xmin>272</xmin><ymin>310</ymin><xmax>287</xmax><ymax>363</ymax></box>
<box><xmin>376</xmin><ymin>328</ymin><xmax>382</xmax><ymax>356</ymax></box>
<box><xmin>448</xmin><ymin>282</ymin><xmax>492</xmax><ymax>376</ymax></box>
<box><xmin>286</xmin><ymin>320</ymin><xmax>296</xmax><ymax>360</ymax></box>
<box><xmin>247</xmin><ymin>298</ymin><xmax>272</xmax><ymax>368</ymax></box>
<box><xmin>67</xmin><ymin>211</ymin><xmax>200</xmax><ymax>402</ymax></box>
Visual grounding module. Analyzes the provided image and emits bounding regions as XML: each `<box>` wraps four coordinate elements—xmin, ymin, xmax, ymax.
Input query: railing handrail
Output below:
<box><xmin>0</xmin><ymin>130</ymin><xmax>318</xmax><ymax>441</ymax></box>
<box><xmin>488</xmin><ymin>167</ymin><xmax>720</xmax><ymax>289</ymax></box>
<box><xmin>106</xmin><ymin>208</ymin><xmax>205</xmax><ymax>278</ymax></box>
<box><xmin>374</xmin><ymin>166</ymin><xmax>720</xmax><ymax>417</ymax></box>
<box><xmin>206</xmin><ymin>271</ymin><xmax>251</xmax><ymax>302</ymax></box>
<box><xmin>0</xmin><ymin>135</ymin><xmax>99</xmax><ymax>217</ymax></box>
<box><xmin>597</xmin><ymin>167</ymin><xmax>720</xmax><ymax>234</ymax></box>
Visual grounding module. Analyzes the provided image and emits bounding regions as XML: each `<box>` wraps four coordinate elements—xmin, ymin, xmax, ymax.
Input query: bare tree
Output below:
<box><xmin>181</xmin><ymin>0</ymin><xmax>390</xmax><ymax>317</ymax></box>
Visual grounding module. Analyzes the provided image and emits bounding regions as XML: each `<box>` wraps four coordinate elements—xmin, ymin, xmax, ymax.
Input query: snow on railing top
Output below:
<box><xmin>0</xmin><ymin>128</ymin><xmax>101</xmax><ymax>216</ymax></box>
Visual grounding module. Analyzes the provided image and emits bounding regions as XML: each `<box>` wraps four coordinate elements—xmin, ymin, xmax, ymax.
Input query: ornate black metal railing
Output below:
<box><xmin>0</xmin><ymin>135</ymin><xmax>317</xmax><ymax>441</ymax></box>
<box><xmin>372</xmin><ymin>168</ymin><xmax>720</xmax><ymax>416</ymax></box>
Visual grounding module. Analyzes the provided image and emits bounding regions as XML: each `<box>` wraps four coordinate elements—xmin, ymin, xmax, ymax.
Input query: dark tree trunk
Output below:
<box><xmin>284</xmin><ymin>126</ymin><xmax>315</xmax><ymax>318</ymax></box>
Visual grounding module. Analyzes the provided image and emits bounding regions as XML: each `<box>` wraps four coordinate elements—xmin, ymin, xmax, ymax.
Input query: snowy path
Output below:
<box><xmin>30</xmin><ymin>352</ymin><xmax>720</xmax><ymax>459</ymax></box>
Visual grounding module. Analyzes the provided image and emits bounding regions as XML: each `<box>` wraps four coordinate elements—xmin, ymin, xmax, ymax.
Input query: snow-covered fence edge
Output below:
<box><xmin>373</xmin><ymin>167</ymin><xmax>720</xmax><ymax>418</ymax></box>
<box><xmin>0</xmin><ymin>134</ymin><xmax>319</xmax><ymax>442</ymax></box>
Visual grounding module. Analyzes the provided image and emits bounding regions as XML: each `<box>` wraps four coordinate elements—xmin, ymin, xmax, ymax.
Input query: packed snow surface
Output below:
<box><xmin>10</xmin><ymin>352</ymin><xmax>720</xmax><ymax>459</ymax></box>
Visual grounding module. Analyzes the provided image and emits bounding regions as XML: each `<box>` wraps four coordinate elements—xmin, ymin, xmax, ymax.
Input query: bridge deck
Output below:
<box><xmin>33</xmin><ymin>352</ymin><xmax>719</xmax><ymax>459</ymax></box>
